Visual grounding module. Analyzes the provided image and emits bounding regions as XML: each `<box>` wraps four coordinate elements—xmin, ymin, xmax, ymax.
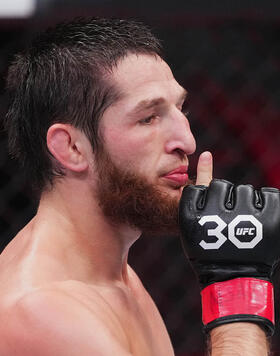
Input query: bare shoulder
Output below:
<box><xmin>127</xmin><ymin>264</ymin><xmax>150</xmax><ymax>291</ymax></box>
<box><xmin>127</xmin><ymin>265</ymin><xmax>156</xmax><ymax>304</ymax></box>
<box><xmin>127</xmin><ymin>264</ymin><xmax>143</xmax><ymax>285</ymax></box>
<box><xmin>0</xmin><ymin>283</ymin><xmax>131</xmax><ymax>356</ymax></box>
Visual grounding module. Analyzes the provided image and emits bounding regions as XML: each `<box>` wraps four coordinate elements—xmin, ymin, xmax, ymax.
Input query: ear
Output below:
<box><xmin>47</xmin><ymin>124</ymin><xmax>89</xmax><ymax>173</ymax></box>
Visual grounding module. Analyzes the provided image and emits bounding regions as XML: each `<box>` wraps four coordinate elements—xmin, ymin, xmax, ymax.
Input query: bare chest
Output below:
<box><xmin>84</xmin><ymin>282</ymin><xmax>175</xmax><ymax>356</ymax></box>
<box><xmin>120</xmin><ymin>292</ymin><xmax>174</xmax><ymax>356</ymax></box>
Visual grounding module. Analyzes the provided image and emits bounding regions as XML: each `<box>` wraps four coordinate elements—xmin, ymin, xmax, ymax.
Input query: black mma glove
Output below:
<box><xmin>179</xmin><ymin>179</ymin><xmax>280</xmax><ymax>335</ymax></box>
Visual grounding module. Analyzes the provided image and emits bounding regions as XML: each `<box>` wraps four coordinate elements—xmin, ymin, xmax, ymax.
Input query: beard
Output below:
<box><xmin>94</xmin><ymin>147</ymin><xmax>190</xmax><ymax>235</ymax></box>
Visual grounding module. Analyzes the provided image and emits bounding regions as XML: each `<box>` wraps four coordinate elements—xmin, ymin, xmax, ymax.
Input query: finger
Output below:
<box><xmin>195</xmin><ymin>151</ymin><xmax>213</xmax><ymax>186</ymax></box>
<box><xmin>180</xmin><ymin>184</ymin><xmax>207</xmax><ymax>209</ymax></box>
<box><xmin>179</xmin><ymin>185</ymin><xmax>207</xmax><ymax>229</ymax></box>
<box><xmin>261</xmin><ymin>187</ymin><xmax>280</xmax><ymax>214</ymax></box>
<box><xmin>234</xmin><ymin>184</ymin><xmax>255</xmax><ymax>211</ymax></box>
<box><xmin>206</xmin><ymin>179</ymin><xmax>234</xmax><ymax>211</ymax></box>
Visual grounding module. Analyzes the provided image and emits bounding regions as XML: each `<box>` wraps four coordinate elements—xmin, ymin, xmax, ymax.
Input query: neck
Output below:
<box><xmin>32</xmin><ymin>177</ymin><xmax>141</xmax><ymax>285</ymax></box>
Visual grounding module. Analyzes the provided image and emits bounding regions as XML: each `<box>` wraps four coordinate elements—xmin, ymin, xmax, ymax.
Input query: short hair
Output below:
<box><xmin>5</xmin><ymin>17</ymin><xmax>162</xmax><ymax>193</ymax></box>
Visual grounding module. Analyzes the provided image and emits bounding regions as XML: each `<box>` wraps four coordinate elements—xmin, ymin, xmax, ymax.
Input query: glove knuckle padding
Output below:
<box><xmin>179</xmin><ymin>179</ymin><xmax>280</xmax><ymax>335</ymax></box>
<box><xmin>179</xmin><ymin>179</ymin><xmax>280</xmax><ymax>275</ymax></box>
<box><xmin>234</xmin><ymin>184</ymin><xmax>255</xmax><ymax>211</ymax></box>
<box><xmin>261</xmin><ymin>187</ymin><xmax>280</xmax><ymax>214</ymax></box>
<box><xmin>180</xmin><ymin>184</ymin><xmax>207</xmax><ymax>211</ymax></box>
<box><xmin>180</xmin><ymin>186</ymin><xmax>206</xmax><ymax>230</ymax></box>
<box><xmin>260</xmin><ymin>188</ymin><xmax>280</xmax><ymax>266</ymax></box>
<box><xmin>205</xmin><ymin>179</ymin><xmax>234</xmax><ymax>211</ymax></box>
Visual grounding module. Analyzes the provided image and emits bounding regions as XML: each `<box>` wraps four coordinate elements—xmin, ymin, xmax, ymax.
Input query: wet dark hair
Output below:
<box><xmin>5</xmin><ymin>17</ymin><xmax>162</xmax><ymax>193</ymax></box>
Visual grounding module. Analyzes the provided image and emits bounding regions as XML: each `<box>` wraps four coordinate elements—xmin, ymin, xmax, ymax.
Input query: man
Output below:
<box><xmin>0</xmin><ymin>18</ymin><xmax>271</xmax><ymax>355</ymax></box>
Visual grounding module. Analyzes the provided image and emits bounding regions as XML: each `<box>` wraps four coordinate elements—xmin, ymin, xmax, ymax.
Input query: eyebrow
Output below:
<box><xmin>129</xmin><ymin>89</ymin><xmax>188</xmax><ymax>115</ymax></box>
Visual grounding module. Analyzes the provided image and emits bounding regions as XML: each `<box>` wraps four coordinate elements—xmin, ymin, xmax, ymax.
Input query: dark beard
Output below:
<box><xmin>94</xmin><ymin>148</ymin><xmax>182</xmax><ymax>235</ymax></box>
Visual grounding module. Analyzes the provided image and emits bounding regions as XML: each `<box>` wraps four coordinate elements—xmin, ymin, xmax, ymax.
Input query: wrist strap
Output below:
<box><xmin>201</xmin><ymin>277</ymin><xmax>274</xmax><ymax>334</ymax></box>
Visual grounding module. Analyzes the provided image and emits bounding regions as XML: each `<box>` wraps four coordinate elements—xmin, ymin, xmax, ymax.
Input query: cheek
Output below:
<box><xmin>104</xmin><ymin>128</ymin><xmax>146</xmax><ymax>164</ymax></box>
<box><xmin>104</xmin><ymin>128</ymin><xmax>160</xmax><ymax>174</ymax></box>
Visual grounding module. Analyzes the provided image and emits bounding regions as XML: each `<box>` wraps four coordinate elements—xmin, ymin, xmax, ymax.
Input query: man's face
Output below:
<box><xmin>95</xmin><ymin>54</ymin><xmax>196</xmax><ymax>233</ymax></box>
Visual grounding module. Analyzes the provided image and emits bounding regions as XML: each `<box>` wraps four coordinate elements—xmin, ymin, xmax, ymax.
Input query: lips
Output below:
<box><xmin>162</xmin><ymin>166</ymin><xmax>189</xmax><ymax>186</ymax></box>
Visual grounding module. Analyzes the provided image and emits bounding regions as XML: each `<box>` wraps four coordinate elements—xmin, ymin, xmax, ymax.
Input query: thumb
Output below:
<box><xmin>195</xmin><ymin>151</ymin><xmax>213</xmax><ymax>186</ymax></box>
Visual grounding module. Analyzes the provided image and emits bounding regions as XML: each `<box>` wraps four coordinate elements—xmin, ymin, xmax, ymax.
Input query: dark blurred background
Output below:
<box><xmin>1</xmin><ymin>1</ymin><xmax>280</xmax><ymax>355</ymax></box>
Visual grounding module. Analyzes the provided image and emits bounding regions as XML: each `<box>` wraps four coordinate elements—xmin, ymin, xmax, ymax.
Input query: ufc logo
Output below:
<box><xmin>236</xmin><ymin>227</ymin><xmax>256</xmax><ymax>236</ymax></box>
<box><xmin>198</xmin><ymin>215</ymin><xmax>263</xmax><ymax>250</ymax></box>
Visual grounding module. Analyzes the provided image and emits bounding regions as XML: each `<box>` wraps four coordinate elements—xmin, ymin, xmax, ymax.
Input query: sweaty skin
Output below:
<box><xmin>0</xmin><ymin>54</ymin><xmax>210</xmax><ymax>356</ymax></box>
<box><xmin>0</xmin><ymin>161</ymin><xmax>212</xmax><ymax>356</ymax></box>
<box><xmin>0</xmin><ymin>54</ymin><xmax>267</xmax><ymax>356</ymax></box>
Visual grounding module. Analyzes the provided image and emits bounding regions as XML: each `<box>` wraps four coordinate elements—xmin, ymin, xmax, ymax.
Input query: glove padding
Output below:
<box><xmin>179</xmin><ymin>179</ymin><xmax>280</xmax><ymax>335</ymax></box>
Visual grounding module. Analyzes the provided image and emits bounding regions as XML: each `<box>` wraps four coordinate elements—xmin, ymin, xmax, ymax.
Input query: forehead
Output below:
<box><xmin>109</xmin><ymin>53</ymin><xmax>184</xmax><ymax>107</ymax></box>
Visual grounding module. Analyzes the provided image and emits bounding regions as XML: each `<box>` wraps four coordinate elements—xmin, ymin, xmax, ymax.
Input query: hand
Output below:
<box><xmin>179</xmin><ymin>175</ymin><xmax>280</xmax><ymax>335</ymax></box>
<box><xmin>195</xmin><ymin>151</ymin><xmax>213</xmax><ymax>186</ymax></box>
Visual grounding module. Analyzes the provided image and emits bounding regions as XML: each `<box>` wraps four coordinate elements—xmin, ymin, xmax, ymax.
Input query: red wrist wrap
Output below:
<box><xmin>201</xmin><ymin>277</ymin><xmax>274</xmax><ymax>326</ymax></box>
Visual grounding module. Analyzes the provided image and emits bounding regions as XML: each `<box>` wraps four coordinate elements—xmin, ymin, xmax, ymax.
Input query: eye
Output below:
<box><xmin>139</xmin><ymin>115</ymin><xmax>157</xmax><ymax>125</ymax></box>
<box><xmin>181</xmin><ymin>100</ymin><xmax>191</xmax><ymax>118</ymax></box>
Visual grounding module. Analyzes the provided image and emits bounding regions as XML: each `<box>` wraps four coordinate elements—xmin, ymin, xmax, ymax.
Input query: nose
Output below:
<box><xmin>164</xmin><ymin>110</ymin><xmax>196</xmax><ymax>157</ymax></box>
